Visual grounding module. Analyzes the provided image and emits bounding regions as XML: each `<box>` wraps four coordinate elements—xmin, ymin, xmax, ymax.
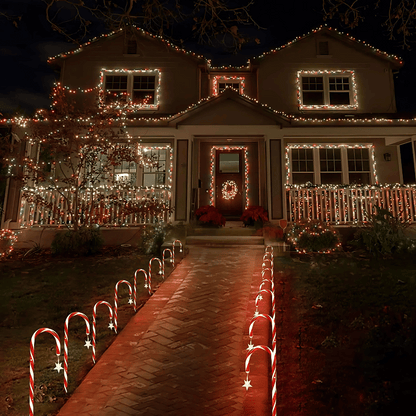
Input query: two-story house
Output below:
<box><xmin>3</xmin><ymin>25</ymin><xmax>416</xmax><ymax>231</ymax></box>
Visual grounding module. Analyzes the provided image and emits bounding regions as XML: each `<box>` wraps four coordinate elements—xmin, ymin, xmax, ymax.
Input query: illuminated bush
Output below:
<box><xmin>286</xmin><ymin>219</ymin><xmax>341</xmax><ymax>253</ymax></box>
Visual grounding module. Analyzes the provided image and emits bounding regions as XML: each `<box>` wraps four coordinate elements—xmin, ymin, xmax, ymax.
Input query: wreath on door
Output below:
<box><xmin>222</xmin><ymin>180</ymin><xmax>238</xmax><ymax>200</ymax></box>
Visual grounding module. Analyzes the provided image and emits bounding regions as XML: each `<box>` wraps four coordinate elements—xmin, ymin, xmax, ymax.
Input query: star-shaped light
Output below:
<box><xmin>257</xmin><ymin>295</ymin><xmax>263</xmax><ymax>300</ymax></box>
<box><xmin>128</xmin><ymin>298</ymin><xmax>133</xmax><ymax>305</ymax></box>
<box><xmin>144</xmin><ymin>283</ymin><xmax>148</xmax><ymax>288</ymax></box>
<box><xmin>253</xmin><ymin>310</ymin><xmax>259</xmax><ymax>318</ymax></box>
<box><xmin>108</xmin><ymin>321</ymin><xmax>114</xmax><ymax>330</ymax></box>
<box><xmin>84</xmin><ymin>339</ymin><xmax>92</xmax><ymax>349</ymax></box>
<box><xmin>54</xmin><ymin>361</ymin><xmax>63</xmax><ymax>373</ymax></box>
<box><xmin>158</xmin><ymin>271</ymin><xmax>163</xmax><ymax>275</ymax></box>
<box><xmin>247</xmin><ymin>341</ymin><xmax>254</xmax><ymax>351</ymax></box>
<box><xmin>242</xmin><ymin>378</ymin><xmax>252</xmax><ymax>390</ymax></box>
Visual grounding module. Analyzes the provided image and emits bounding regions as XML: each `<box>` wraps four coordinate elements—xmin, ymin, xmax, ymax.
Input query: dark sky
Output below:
<box><xmin>0</xmin><ymin>0</ymin><xmax>415</xmax><ymax>116</ymax></box>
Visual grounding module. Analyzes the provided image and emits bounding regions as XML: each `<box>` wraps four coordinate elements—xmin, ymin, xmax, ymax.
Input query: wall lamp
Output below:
<box><xmin>383</xmin><ymin>153</ymin><xmax>391</xmax><ymax>162</ymax></box>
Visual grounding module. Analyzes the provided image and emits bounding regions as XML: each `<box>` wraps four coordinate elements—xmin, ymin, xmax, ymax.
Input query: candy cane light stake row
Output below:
<box><xmin>63</xmin><ymin>312</ymin><xmax>91</xmax><ymax>393</ymax></box>
<box><xmin>114</xmin><ymin>280</ymin><xmax>133</xmax><ymax>333</ymax></box>
<box><xmin>29</xmin><ymin>328</ymin><xmax>62</xmax><ymax>416</ymax></box>
<box><xmin>92</xmin><ymin>301</ymin><xmax>114</xmax><ymax>364</ymax></box>
<box><xmin>135</xmin><ymin>268</ymin><xmax>150</xmax><ymax>296</ymax></box>
<box><xmin>162</xmin><ymin>248</ymin><xmax>173</xmax><ymax>276</ymax></box>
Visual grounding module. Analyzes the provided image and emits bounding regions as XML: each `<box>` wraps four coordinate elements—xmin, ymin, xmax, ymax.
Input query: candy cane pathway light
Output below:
<box><xmin>254</xmin><ymin>289</ymin><xmax>276</xmax><ymax>318</ymax></box>
<box><xmin>63</xmin><ymin>312</ymin><xmax>90</xmax><ymax>393</ymax></box>
<box><xmin>265</xmin><ymin>245</ymin><xmax>274</xmax><ymax>255</ymax></box>
<box><xmin>162</xmin><ymin>248</ymin><xmax>173</xmax><ymax>276</ymax></box>
<box><xmin>92</xmin><ymin>301</ymin><xmax>114</xmax><ymax>364</ymax></box>
<box><xmin>171</xmin><ymin>239</ymin><xmax>183</xmax><ymax>266</ymax></box>
<box><xmin>149</xmin><ymin>257</ymin><xmax>163</xmax><ymax>281</ymax></box>
<box><xmin>247</xmin><ymin>313</ymin><xmax>276</xmax><ymax>352</ymax></box>
<box><xmin>114</xmin><ymin>279</ymin><xmax>133</xmax><ymax>333</ymax></box>
<box><xmin>244</xmin><ymin>345</ymin><xmax>277</xmax><ymax>416</ymax></box>
<box><xmin>29</xmin><ymin>328</ymin><xmax>62</xmax><ymax>416</ymax></box>
<box><xmin>135</xmin><ymin>268</ymin><xmax>150</xmax><ymax>296</ymax></box>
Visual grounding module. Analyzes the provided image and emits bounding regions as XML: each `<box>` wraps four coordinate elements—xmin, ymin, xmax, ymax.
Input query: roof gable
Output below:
<box><xmin>169</xmin><ymin>89</ymin><xmax>291</xmax><ymax>127</ymax></box>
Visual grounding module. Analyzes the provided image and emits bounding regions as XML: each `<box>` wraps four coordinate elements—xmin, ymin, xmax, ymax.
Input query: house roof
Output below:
<box><xmin>48</xmin><ymin>25</ymin><xmax>403</xmax><ymax>70</ymax></box>
<box><xmin>249</xmin><ymin>26</ymin><xmax>403</xmax><ymax>69</ymax></box>
<box><xmin>47</xmin><ymin>27</ymin><xmax>208</xmax><ymax>66</ymax></box>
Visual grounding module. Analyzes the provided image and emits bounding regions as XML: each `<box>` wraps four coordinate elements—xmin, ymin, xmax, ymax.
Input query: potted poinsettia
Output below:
<box><xmin>240</xmin><ymin>206</ymin><xmax>269</xmax><ymax>229</ymax></box>
<box><xmin>195</xmin><ymin>205</ymin><xmax>226</xmax><ymax>227</ymax></box>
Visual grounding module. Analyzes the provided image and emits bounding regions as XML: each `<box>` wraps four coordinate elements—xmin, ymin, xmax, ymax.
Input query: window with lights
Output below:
<box><xmin>101</xmin><ymin>70</ymin><xmax>160</xmax><ymax>109</ymax></box>
<box><xmin>212</xmin><ymin>76</ymin><xmax>245</xmax><ymax>96</ymax></box>
<box><xmin>297</xmin><ymin>70</ymin><xmax>357</xmax><ymax>110</ymax></box>
<box><xmin>289</xmin><ymin>145</ymin><xmax>373</xmax><ymax>185</ymax></box>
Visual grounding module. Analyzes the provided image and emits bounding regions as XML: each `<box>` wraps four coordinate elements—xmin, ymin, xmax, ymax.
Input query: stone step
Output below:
<box><xmin>186</xmin><ymin>235</ymin><xmax>264</xmax><ymax>246</ymax></box>
<box><xmin>188</xmin><ymin>227</ymin><xmax>260</xmax><ymax>237</ymax></box>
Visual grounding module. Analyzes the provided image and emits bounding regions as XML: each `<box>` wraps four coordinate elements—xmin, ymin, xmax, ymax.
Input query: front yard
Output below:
<box><xmin>276</xmin><ymin>250</ymin><xmax>416</xmax><ymax>415</ymax></box>
<box><xmin>0</xmin><ymin>246</ymin><xmax>176</xmax><ymax>416</ymax></box>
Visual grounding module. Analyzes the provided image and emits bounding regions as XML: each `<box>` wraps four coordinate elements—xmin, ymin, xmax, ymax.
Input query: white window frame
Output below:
<box><xmin>297</xmin><ymin>70</ymin><xmax>358</xmax><ymax>110</ymax></box>
<box><xmin>212</xmin><ymin>76</ymin><xmax>245</xmax><ymax>96</ymax></box>
<box><xmin>287</xmin><ymin>144</ymin><xmax>376</xmax><ymax>185</ymax></box>
<box><xmin>100</xmin><ymin>69</ymin><xmax>160</xmax><ymax>110</ymax></box>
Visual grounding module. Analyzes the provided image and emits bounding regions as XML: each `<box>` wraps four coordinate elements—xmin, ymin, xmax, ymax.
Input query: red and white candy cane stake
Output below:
<box><xmin>259</xmin><ymin>278</ymin><xmax>275</xmax><ymax>293</ymax></box>
<box><xmin>244</xmin><ymin>345</ymin><xmax>277</xmax><ymax>416</ymax></box>
<box><xmin>171</xmin><ymin>239</ymin><xmax>183</xmax><ymax>266</ymax></box>
<box><xmin>262</xmin><ymin>258</ymin><xmax>273</xmax><ymax>269</ymax></box>
<box><xmin>262</xmin><ymin>267</ymin><xmax>274</xmax><ymax>279</ymax></box>
<box><xmin>114</xmin><ymin>280</ymin><xmax>133</xmax><ymax>333</ymax></box>
<box><xmin>254</xmin><ymin>289</ymin><xmax>276</xmax><ymax>318</ymax></box>
<box><xmin>135</xmin><ymin>268</ymin><xmax>150</xmax><ymax>296</ymax></box>
<box><xmin>264</xmin><ymin>245</ymin><xmax>274</xmax><ymax>255</ymax></box>
<box><xmin>149</xmin><ymin>257</ymin><xmax>163</xmax><ymax>281</ymax></box>
<box><xmin>162</xmin><ymin>248</ymin><xmax>173</xmax><ymax>276</ymax></box>
<box><xmin>63</xmin><ymin>312</ymin><xmax>90</xmax><ymax>393</ymax></box>
<box><xmin>29</xmin><ymin>328</ymin><xmax>61</xmax><ymax>416</ymax></box>
<box><xmin>247</xmin><ymin>313</ymin><xmax>276</xmax><ymax>352</ymax></box>
<box><xmin>92</xmin><ymin>301</ymin><xmax>114</xmax><ymax>364</ymax></box>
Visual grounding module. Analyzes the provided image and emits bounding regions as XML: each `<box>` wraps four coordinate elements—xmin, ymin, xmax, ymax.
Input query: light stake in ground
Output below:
<box><xmin>114</xmin><ymin>280</ymin><xmax>133</xmax><ymax>333</ymax></box>
<box><xmin>171</xmin><ymin>239</ymin><xmax>183</xmax><ymax>266</ymax></box>
<box><xmin>63</xmin><ymin>312</ymin><xmax>91</xmax><ymax>393</ymax></box>
<box><xmin>162</xmin><ymin>248</ymin><xmax>173</xmax><ymax>276</ymax></box>
<box><xmin>92</xmin><ymin>301</ymin><xmax>114</xmax><ymax>364</ymax></box>
<box><xmin>244</xmin><ymin>345</ymin><xmax>277</xmax><ymax>416</ymax></box>
<box><xmin>29</xmin><ymin>328</ymin><xmax>61</xmax><ymax>416</ymax></box>
<box><xmin>135</xmin><ymin>268</ymin><xmax>150</xmax><ymax>296</ymax></box>
<box><xmin>149</xmin><ymin>257</ymin><xmax>163</xmax><ymax>281</ymax></box>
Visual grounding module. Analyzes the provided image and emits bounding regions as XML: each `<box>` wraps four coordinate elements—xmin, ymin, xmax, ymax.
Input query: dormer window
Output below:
<box><xmin>100</xmin><ymin>69</ymin><xmax>160</xmax><ymax>109</ymax></box>
<box><xmin>297</xmin><ymin>70</ymin><xmax>357</xmax><ymax>110</ymax></box>
<box><xmin>212</xmin><ymin>76</ymin><xmax>245</xmax><ymax>95</ymax></box>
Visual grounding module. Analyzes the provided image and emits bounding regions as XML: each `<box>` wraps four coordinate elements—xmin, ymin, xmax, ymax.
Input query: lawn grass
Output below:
<box><xmin>0</xmin><ymin>246</ymin><xmax>176</xmax><ymax>416</ymax></box>
<box><xmin>284</xmin><ymin>250</ymin><xmax>416</xmax><ymax>414</ymax></box>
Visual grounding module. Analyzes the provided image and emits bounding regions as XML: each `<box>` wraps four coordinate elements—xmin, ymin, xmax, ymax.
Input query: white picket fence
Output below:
<box><xmin>19</xmin><ymin>186</ymin><xmax>172</xmax><ymax>228</ymax></box>
<box><xmin>287</xmin><ymin>185</ymin><xmax>416</xmax><ymax>224</ymax></box>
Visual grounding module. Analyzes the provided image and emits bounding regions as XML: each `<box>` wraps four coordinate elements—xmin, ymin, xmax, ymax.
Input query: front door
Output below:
<box><xmin>215</xmin><ymin>149</ymin><xmax>244</xmax><ymax>217</ymax></box>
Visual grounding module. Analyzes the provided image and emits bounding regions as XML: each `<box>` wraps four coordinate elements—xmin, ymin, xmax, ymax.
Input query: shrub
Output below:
<box><xmin>139</xmin><ymin>223</ymin><xmax>167</xmax><ymax>255</ymax></box>
<box><xmin>51</xmin><ymin>226</ymin><xmax>104</xmax><ymax>256</ymax></box>
<box><xmin>240</xmin><ymin>206</ymin><xmax>268</xmax><ymax>228</ymax></box>
<box><xmin>354</xmin><ymin>206</ymin><xmax>409</xmax><ymax>257</ymax></box>
<box><xmin>195</xmin><ymin>205</ymin><xmax>226</xmax><ymax>227</ymax></box>
<box><xmin>286</xmin><ymin>219</ymin><xmax>341</xmax><ymax>253</ymax></box>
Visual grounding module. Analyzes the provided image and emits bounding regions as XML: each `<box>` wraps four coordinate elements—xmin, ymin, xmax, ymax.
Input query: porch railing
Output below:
<box><xmin>19</xmin><ymin>186</ymin><xmax>172</xmax><ymax>228</ymax></box>
<box><xmin>287</xmin><ymin>185</ymin><xmax>416</xmax><ymax>224</ymax></box>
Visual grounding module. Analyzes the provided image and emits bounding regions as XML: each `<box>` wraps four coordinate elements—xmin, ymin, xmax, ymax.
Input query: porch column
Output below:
<box><xmin>175</xmin><ymin>139</ymin><xmax>189</xmax><ymax>221</ymax></box>
<box><xmin>270</xmin><ymin>139</ymin><xmax>283</xmax><ymax>219</ymax></box>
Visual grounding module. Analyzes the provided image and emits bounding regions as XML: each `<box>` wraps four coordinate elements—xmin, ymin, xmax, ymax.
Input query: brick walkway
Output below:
<box><xmin>57</xmin><ymin>246</ymin><xmax>267</xmax><ymax>416</ymax></box>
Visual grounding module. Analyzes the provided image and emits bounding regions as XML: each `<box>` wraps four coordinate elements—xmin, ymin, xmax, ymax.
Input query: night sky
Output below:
<box><xmin>0</xmin><ymin>0</ymin><xmax>415</xmax><ymax>116</ymax></box>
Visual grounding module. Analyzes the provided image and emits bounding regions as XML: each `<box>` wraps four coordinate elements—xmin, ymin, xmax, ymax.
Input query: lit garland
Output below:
<box><xmin>296</xmin><ymin>70</ymin><xmax>358</xmax><ymax>110</ymax></box>
<box><xmin>285</xmin><ymin>143</ymin><xmax>378</xmax><ymax>185</ymax></box>
<box><xmin>0</xmin><ymin>229</ymin><xmax>18</xmax><ymax>257</ymax></box>
<box><xmin>99</xmin><ymin>69</ymin><xmax>161</xmax><ymax>110</ymax></box>
<box><xmin>221</xmin><ymin>180</ymin><xmax>238</xmax><ymax>200</ymax></box>
<box><xmin>212</xmin><ymin>76</ymin><xmax>245</xmax><ymax>95</ymax></box>
<box><xmin>209</xmin><ymin>146</ymin><xmax>249</xmax><ymax>208</ymax></box>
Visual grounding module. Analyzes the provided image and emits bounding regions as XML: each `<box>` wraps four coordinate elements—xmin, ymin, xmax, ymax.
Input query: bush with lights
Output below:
<box><xmin>195</xmin><ymin>205</ymin><xmax>226</xmax><ymax>227</ymax></box>
<box><xmin>0</xmin><ymin>229</ymin><xmax>18</xmax><ymax>258</ymax></box>
<box><xmin>286</xmin><ymin>219</ymin><xmax>341</xmax><ymax>254</ymax></box>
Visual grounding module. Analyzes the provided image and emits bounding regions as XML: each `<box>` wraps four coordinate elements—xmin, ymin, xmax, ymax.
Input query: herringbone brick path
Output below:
<box><xmin>57</xmin><ymin>246</ymin><xmax>266</xmax><ymax>415</ymax></box>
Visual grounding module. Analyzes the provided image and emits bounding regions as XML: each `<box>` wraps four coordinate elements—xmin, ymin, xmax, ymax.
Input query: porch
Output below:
<box><xmin>287</xmin><ymin>184</ymin><xmax>416</xmax><ymax>224</ymax></box>
<box><xmin>14</xmin><ymin>186</ymin><xmax>172</xmax><ymax>229</ymax></box>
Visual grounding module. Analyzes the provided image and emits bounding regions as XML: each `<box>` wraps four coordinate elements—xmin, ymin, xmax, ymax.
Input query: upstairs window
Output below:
<box><xmin>212</xmin><ymin>76</ymin><xmax>245</xmax><ymax>95</ymax></box>
<box><xmin>101</xmin><ymin>69</ymin><xmax>160</xmax><ymax>109</ymax></box>
<box><xmin>297</xmin><ymin>70</ymin><xmax>357</xmax><ymax>110</ymax></box>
